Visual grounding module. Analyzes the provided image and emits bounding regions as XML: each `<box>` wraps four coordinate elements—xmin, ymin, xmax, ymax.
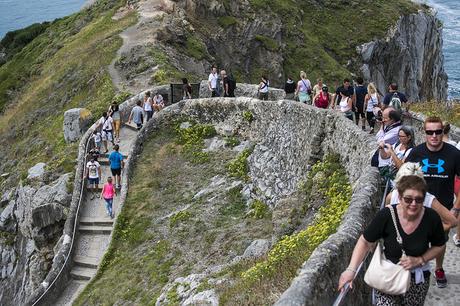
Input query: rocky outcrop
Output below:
<box><xmin>63</xmin><ymin>108</ymin><xmax>92</xmax><ymax>143</ymax></box>
<box><xmin>359</xmin><ymin>10</ymin><xmax>447</xmax><ymax>101</ymax></box>
<box><xmin>199</xmin><ymin>80</ymin><xmax>285</xmax><ymax>100</ymax></box>
<box><xmin>0</xmin><ymin>173</ymin><xmax>71</xmax><ymax>306</ymax></box>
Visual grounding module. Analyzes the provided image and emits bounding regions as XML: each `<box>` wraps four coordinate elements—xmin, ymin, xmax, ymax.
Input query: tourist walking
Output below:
<box><xmin>383</xmin><ymin>83</ymin><xmax>408</xmax><ymax>111</ymax></box>
<box><xmin>153</xmin><ymin>92</ymin><xmax>164</xmax><ymax>112</ymax></box>
<box><xmin>258</xmin><ymin>75</ymin><xmax>269</xmax><ymax>100</ymax></box>
<box><xmin>100</xmin><ymin>176</ymin><xmax>116</xmax><ymax>218</ymax></box>
<box><xmin>143</xmin><ymin>91</ymin><xmax>153</xmax><ymax>122</ymax></box>
<box><xmin>364</xmin><ymin>82</ymin><xmax>381</xmax><ymax>134</ymax></box>
<box><xmin>373</xmin><ymin>107</ymin><xmax>402</xmax><ymax>167</ymax></box>
<box><xmin>311</xmin><ymin>78</ymin><xmax>324</xmax><ymax>100</ymax></box>
<box><xmin>405</xmin><ymin>116</ymin><xmax>460</xmax><ymax>288</ymax></box>
<box><xmin>333</xmin><ymin>78</ymin><xmax>354</xmax><ymax>110</ymax></box>
<box><xmin>128</xmin><ymin>100</ymin><xmax>144</xmax><ymax>130</ymax></box>
<box><xmin>99</xmin><ymin>112</ymin><xmax>114</xmax><ymax>153</ymax></box>
<box><xmin>284</xmin><ymin>77</ymin><xmax>296</xmax><ymax>100</ymax></box>
<box><xmin>182</xmin><ymin>78</ymin><xmax>192</xmax><ymax>100</ymax></box>
<box><xmin>108</xmin><ymin>101</ymin><xmax>121</xmax><ymax>142</ymax></box>
<box><xmin>353</xmin><ymin>77</ymin><xmax>367</xmax><ymax>130</ymax></box>
<box><xmin>338</xmin><ymin>175</ymin><xmax>445</xmax><ymax>305</ymax></box>
<box><xmin>109</xmin><ymin>144</ymin><xmax>124</xmax><ymax>189</ymax></box>
<box><xmin>386</xmin><ymin>162</ymin><xmax>458</xmax><ymax>231</ymax></box>
<box><xmin>86</xmin><ymin>156</ymin><xmax>102</xmax><ymax>200</ymax></box>
<box><xmin>208</xmin><ymin>65</ymin><xmax>219</xmax><ymax>97</ymax></box>
<box><xmin>338</xmin><ymin>93</ymin><xmax>353</xmax><ymax>121</ymax></box>
<box><xmin>313</xmin><ymin>85</ymin><xmax>331</xmax><ymax>109</ymax></box>
<box><xmin>295</xmin><ymin>71</ymin><xmax>311</xmax><ymax>104</ymax></box>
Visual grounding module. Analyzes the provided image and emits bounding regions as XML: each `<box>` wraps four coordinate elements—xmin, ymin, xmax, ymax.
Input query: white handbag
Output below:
<box><xmin>364</xmin><ymin>206</ymin><xmax>411</xmax><ymax>295</ymax></box>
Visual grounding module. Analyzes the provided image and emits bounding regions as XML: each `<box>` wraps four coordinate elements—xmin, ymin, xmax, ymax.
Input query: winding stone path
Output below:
<box><xmin>53</xmin><ymin>125</ymin><xmax>137</xmax><ymax>305</ymax></box>
<box><xmin>425</xmin><ymin>231</ymin><xmax>460</xmax><ymax>306</ymax></box>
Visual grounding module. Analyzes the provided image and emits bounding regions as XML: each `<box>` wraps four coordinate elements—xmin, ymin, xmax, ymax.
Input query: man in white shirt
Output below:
<box><xmin>153</xmin><ymin>93</ymin><xmax>164</xmax><ymax>112</ymax></box>
<box><xmin>208</xmin><ymin>65</ymin><xmax>219</xmax><ymax>97</ymax></box>
<box><xmin>86</xmin><ymin>156</ymin><xmax>102</xmax><ymax>199</ymax></box>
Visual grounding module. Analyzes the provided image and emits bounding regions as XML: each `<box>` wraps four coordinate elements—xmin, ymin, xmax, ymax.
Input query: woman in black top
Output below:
<box><xmin>338</xmin><ymin>175</ymin><xmax>445</xmax><ymax>305</ymax></box>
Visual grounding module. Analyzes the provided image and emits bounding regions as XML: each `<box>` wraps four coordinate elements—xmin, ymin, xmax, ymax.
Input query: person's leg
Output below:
<box><xmin>403</xmin><ymin>276</ymin><xmax>430</xmax><ymax>306</ymax></box>
<box><xmin>435</xmin><ymin>231</ymin><xmax>448</xmax><ymax>287</ymax></box>
<box><xmin>354</xmin><ymin>112</ymin><xmax>360</xmax><ymax>125</ymax></box>
<box><xmin>361</xmin><ymin>112</ymin><xmax>366</xmax><ymax>130</ymax></box>
<box><xmin>104</xmin><ymin>198</ymin><xmax>113</xmax><ymax>217</ymax></box>
<box><xmin>115</xmin><ymin>120</ymin><xmax>120</xmax><ymax>139</ymax></box>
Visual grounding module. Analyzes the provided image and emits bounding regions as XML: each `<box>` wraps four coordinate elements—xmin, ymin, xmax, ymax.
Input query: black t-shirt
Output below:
<box><xmin>223</xmin><ymin>76</ymin><xmax>229</xmax><ymax>96</ymax></box>
<box><xmin>364</xmin><ymin>205</ymin><xmax>445</xmax><ymax>264</ymax></box>
<box><xmin>354</xmin><ymin>85</ymin><xmax>368</xmax><ymax>108</ymax></box>
<box><xmin>336</xmin><ymin>85</ymin><xmax>354</xmax><ymax>97</ymax></box>
<box><xmin>383</xmin><ymin>92</ymin><xmax>408</xmax><ymax>106</ymax></box>
<box><xmin>285</xmin><ymin>81</ymin><xmax>296</xmax><ymax>94</ymax></box>
<box><xmin>406</xmin><ymin>143</ymin><xmax>460</xmax><ymax>209</ymax></box>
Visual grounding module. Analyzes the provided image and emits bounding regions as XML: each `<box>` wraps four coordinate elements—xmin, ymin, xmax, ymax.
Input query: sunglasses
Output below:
<box><xmin>425</xmin><ymin>129</ymin><xmax>443</xmax><ymax>136</ymax></box>
<box><xmin>402</xmin><ymin>196</ymin><xmax>424</xmax><ymax>204</ymax></box>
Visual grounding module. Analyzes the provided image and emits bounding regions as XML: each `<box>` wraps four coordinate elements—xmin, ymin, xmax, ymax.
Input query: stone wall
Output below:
<box><xmin>127</xmin><ymin>98</ymin><xmax>381</xmax><ymax>305</ymax></box>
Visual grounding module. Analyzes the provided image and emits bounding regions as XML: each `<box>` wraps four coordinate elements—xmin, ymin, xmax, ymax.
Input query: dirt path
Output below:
<box><xmin>108</xmin><ymin>0</ymin><xmax>174</xmax><ymax>93</ymax></box>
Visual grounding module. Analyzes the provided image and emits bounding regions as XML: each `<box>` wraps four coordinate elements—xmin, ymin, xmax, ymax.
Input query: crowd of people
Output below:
<box><xmin>339</xmin><ymin>115</ymin><xmax>460</xmax><ymax>305</ymax></box>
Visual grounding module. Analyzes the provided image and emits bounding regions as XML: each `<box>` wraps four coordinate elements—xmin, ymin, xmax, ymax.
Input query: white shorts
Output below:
<box><xmin>101</xmin><ymin>130</ymin><xmax>113</xmax><ymax>142</ymax></box>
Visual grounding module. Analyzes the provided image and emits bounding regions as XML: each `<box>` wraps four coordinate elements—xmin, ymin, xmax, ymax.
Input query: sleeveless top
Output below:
<box><xmin>339</xmin><ymin>96</ymin><xmax>351</xmax><ymax>112</ymax></box>
<box><xmin>102</xmin><ymin>183</ymin><xmax>115</xmax><ymax>199</ymax></box>
<box><xmin>366</xmin><ymin>93</ymin><xmax>379</xmax><ymax>112</ymax></box>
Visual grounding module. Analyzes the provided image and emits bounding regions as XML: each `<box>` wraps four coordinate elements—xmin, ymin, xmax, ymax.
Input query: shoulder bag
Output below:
<box><xmin>364</xmin><ymin>206</ymin><xmax>411</xmax><ymax>295</ymax></box>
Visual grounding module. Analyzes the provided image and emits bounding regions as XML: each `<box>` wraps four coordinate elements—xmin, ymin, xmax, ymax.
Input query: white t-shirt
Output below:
<box><xmin>144</xmin><ymin>97</ymin><xmax>153</xmax><ymax>111</ymax></box>
<box><xmin>259</xmin><ymin>80</ymin><xmax>269</xmax><ymax>93</ymax></box>
<box><xmin>93</xmin><ymin>133</ymin><xmax>101</xmax><ymax>143</ymax></box>
<box><xmin>153</xmin><ymin>94</ymin><xmax>164</xmax><ymax>105</ymax></box>
<box><xmin>102</xmin><ymin>116</ymin><xmax>113</xmax><ymax>131</ymax></box>
<box><xmin>390</xmin><ymin>189</ymin><xmax>434</xmax><ymax>208</ymax></box>
<box><xmin>86</xmin><ymin>161</ymin><xmax>100</xmax><ymax>179</ymax></box>
<box><xmin>208</xmin><ymin>72</ymin><xmax>218</xmax><ymax>89</ymax></box>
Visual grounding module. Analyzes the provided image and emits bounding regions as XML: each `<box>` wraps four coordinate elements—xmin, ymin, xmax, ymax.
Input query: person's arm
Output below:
<box><xmin>399</xmin><ymin>245</ymin><xmax>445</xmax><ymax>270</ymax></box>
<box><xmin>295</xmin><ymin>82</ymin><xmax>300</xmax><ymax>96</ymax></box>
<box><xmin>128</xmin><ymin>110</ymin><xmax>133</xmax><ymax>124</ymax></box>
<box><xmin>98</xmin><ymin>165</ymin><xmax>102</xmax><ymax>179</ymax></box>
<box><xmin>385</xmin><ymin>192</ymin><xmax>392</xmax><ymax>206</ymax></box>
<box><xmin>431</xmin><ymin>199</ymin><xmax>458</xmax><ymax>230</ymax></box>
<box><xmin>313</xmin><ymin>92</ymin><xmax>320</xmax><ymax>102</ymax></box>
<box><xmin>364</xmin><ymin>94</ymin><xmax>369</xmax><ymax>111</ymax></box>
<box><xmin>379</xmin><ymin>142</ymin><xmax>390</xmax><ymax>159</ymax></box>
<box><xmin>451</xmin><ymin>189</ymin><xmax>460</xmax><ymax>220</ymax></box>
<box><xmin>347</xmin><ymin>97</ymin><xmax>353</xmax><ymax>110</ymax></box>
<box><xmin>338</xmin><ymin>235</ymin><xmax>375</xmax><ymax>290</ymax></box>
<box><xmin>208</xmin><ymin>76</ymin><xmax>212</xmax><ymax>91</ymax></box>
<box><xmin>225</xmin><ymin>81</ymin><xmax>229</xmax><ymax>95</ymax></box>
<box><xmin>113</xmin><ymin>185</ymin><xmax>117</xmax><ymax>197</ymax></box>
<box><xmin>100</xmin><ymin>185</ymin><xmax>104</xmax><ymax>199</ymax></box>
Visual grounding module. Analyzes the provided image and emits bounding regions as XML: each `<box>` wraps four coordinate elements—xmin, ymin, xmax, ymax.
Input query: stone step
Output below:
<box><xmin>123</xmin><ymin>122</ymin><xmax>140</xmax><ymax>132</ymax></box>
<box><xmin>80</xmin><ymin>217</ymin><xmax>114</xmax><ymax>226</ymax></box>
<box><xmin>78</xmin><ymin>225</ymin><xmax>113</xmax><ymax>234</ymax></box>
<box><xmin>73</xmin><ymin>255</ymin><xmax>99</xmax><ymax>269</ymax></box>
<box><xmin>86</xmin><ymin>185</ymin><xmax>103</xmax><ymax>192</ymax></box>
<box><xmin>70</xmin><ymin>266</ymin><xmax>96</xmax><ymax>281</ymax></box>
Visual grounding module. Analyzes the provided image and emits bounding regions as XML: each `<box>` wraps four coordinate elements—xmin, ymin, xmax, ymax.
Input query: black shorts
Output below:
<box><xmin>111</xmin><ymin>168</ymin><xmax>121</xmax><ymax>176</ymax></box>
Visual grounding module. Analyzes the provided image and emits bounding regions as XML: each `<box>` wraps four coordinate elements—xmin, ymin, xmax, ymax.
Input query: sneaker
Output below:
<box><xmin>453</xmin><ymin>234</ymin><xmax>460</xmax><ymax>247</ymax></box>
<box><xmin>435</xmin><ymin>268</ymin><xmax>447</xmax><ymax>288</ymax></box>
<box><xmin>90</xmin><ymin>193</ymin><xmax>95</xmax><ymax>200</ymax></box>
<box><xmin>369</xmin><ymin>128</ymin><xmax>374</xmax><ymax>134</ymax></box>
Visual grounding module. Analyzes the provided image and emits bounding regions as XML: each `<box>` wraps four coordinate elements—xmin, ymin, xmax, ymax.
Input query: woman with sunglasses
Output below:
<box><xmin>338</xmin><ymin>175</ymin><xmax>445</xmax><ymax>305</ymax></box>
<box><xmin>386</xmin><ymin>162</ymin><xmax>458</xmax><ymax>231</ymax></box>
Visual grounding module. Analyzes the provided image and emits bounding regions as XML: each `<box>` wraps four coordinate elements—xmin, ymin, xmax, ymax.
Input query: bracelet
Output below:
<box><xmin>452</xmin><ymin>208</ymin><xmax>460</xmax><ymax>212</ymax></box>
<box><xmin>345</xmin><ymin>267</ymin><xmax>357</xmax><ymax>274</ymax></box>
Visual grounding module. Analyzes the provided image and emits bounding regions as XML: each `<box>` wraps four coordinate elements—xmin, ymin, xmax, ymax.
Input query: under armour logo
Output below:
<box><xmin>421</xmin><ymin>159</ymin><xmax>445</xmax><ymax>174</ymax></box>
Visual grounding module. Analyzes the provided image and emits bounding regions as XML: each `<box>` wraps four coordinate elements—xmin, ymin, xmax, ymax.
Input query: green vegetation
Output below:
<box><xmin>242</xmin><ymin>111</ymin><xmax>254</xmax><ymax>122</ymax></box>
<box><xmin>226</xmin><ymin>148</ymin><xmax>252</xmax><ymax>181</ymax></box>
<box><xmin>0</xmin><ymin>230</ymin><xmax>15</xmax><ymax>246</ymax></box>
<box><xmin>75</xmin><ymin>127</ymin><xmax>273</xmax><ymax>305</ymax></box>
<box><xmin>175</xmin><ymin>122</ymin><xmax>217</xmax><ymax>163</ymax></box>
<box><xmin>170</xmin><ymin>210</ymin><xmax>192</xmax><ymax>227</ymax></box>
<box><xmin>248</xmin><ymin>200</ymin><xmax>270</xmax><ymax>219</ymax></box>
<box><xmin>411</xmin><ymin>101</ymin><xmax>460</xmax><ymax>126</ymax></box>
<box><xmin>224</xmin><ymin>136</ymin><xmax>240</xmax><ymax>147</ymax></box>
<box><xmin>217</xmin><ymin>16</ymin><xmax>238</xmax><ymax>28</ymax></box>
<box><xmin>218</xmin><ymin>154</ymin><xmax>351</xmax><ymax>305</ymax></box>
<box><xmin>254</xmin><ymin>35</ymin><xmax>278</xmax><ymax>51</ymax></box>
<box><xmin>0</xmin><ymin>22</ymin><xmax>50</xmax><ymax>64</ymax></box>
<box><xmin>0</xmin><ymin>0</ymin><xmax>137</xmax><ymax>188</ymax></box>
<box><xmin>185</xmin><ymin>36</ymin><xmax>207</xmax><ymax>60</ymax></box>
<box><xmin>148</xmin><ymin>48</ymin><xmax>191</xmax><ymax>84</ymax></box>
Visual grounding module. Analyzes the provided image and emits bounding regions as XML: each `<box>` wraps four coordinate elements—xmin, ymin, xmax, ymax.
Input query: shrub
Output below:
<box><xmin>227</xmin><ymin>148</ymin><xmax>252</xmax><ymax>180</ymax></box>
<box><xmin>170</xmin><ymin>210</ymin><xmax>192</xmax><ymax>227</ymax></box>
<box><xmin>242</xmin><ymin>111</ymin><xmax>254</xmax><ymax>122</ymax></box>
<box><xmin>248</xmin><ymin>200</ymin><xmax>269</xmax><ymax>219</ymax></box>
<box><xmin>175</xmin><ymin>122</ymin><xmax>217</xmax><ymax>163</ymax></box>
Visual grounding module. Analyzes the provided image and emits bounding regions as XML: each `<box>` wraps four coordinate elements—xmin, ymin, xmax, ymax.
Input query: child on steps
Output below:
<box><xmin>100</xmin><ymin>176</ymin><xmax>116</xmax><ymax>218</ymax></box>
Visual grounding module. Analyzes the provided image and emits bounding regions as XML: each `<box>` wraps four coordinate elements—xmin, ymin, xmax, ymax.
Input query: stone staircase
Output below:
<box><xmin>53</xmin><ymin>125</ymin><xmax>137</xmax><ymax>305</ymax></box>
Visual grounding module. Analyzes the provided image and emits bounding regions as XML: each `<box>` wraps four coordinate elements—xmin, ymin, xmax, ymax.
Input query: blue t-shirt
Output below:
<box><xmin>109</xmin><ymin>151</ymin><xmax>123</xmax><ymax>169</ymax></box>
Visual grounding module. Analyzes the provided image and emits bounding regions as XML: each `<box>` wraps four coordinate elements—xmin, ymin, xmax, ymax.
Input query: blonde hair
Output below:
<box><xmin>394</xmin><ymin>162</ymin><xmax>424</xmax><ymax>185</ymax></box>
<box><xmin>367</xmin><ymin>82</ymin><xmax>377</xmax><ymax>95</ymax></box>
<box><xmin>300</xmin><ymin>71</ymin><xmax>306</xmax><ymax>79</ymax></box>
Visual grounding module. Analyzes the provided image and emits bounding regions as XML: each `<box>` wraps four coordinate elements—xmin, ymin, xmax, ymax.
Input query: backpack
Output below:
<box><xmin>389</xmin><ymin>93</ymin><xmax>402</xmax><ymax>112</ymax></box>
<box><xmin>227</xmin><ymin>74</ymin><xmax>236</xmax><ymax>92</ymax></box>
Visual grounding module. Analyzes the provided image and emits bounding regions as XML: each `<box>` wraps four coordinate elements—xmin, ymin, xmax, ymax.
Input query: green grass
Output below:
<box><xmin>217</xmin><ymin>16</ymin><xmax>238</xmax><ymax>28</ymax></box>
<box><xmin>74</xmin><ymin>126</ymin><xmax>273</xmax><ymax>305</ymax></box>
<box><xmin>254</xmin><ymin>35</ymin><xmax>278</xmax><ymax>51</ymax></box>
<box><xmin>411</xmin><ymin>101</ymin><xmax>460</xmax><ymax>126</ymax></box>
<box><xmin>0</xmin><ymin>0</ymin><xmax>137</xmax><ymax>187</ymax></box>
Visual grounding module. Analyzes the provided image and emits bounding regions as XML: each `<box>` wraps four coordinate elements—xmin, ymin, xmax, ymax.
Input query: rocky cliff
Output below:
<box><xmin>359</xmin><ymin>10</ymin><xmax>448</xmax><ymax>101</ymax></box>
<box><xmin>0</xmin><ymin>173</ymin><xmax>71</xmax><ymax>305</ymax></box>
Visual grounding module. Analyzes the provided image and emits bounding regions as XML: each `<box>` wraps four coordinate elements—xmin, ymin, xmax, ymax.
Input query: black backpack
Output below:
<box><xmin>227</xmin><ymin>74</ymin><xmax>237</xmax><ymax>92</ymax></box>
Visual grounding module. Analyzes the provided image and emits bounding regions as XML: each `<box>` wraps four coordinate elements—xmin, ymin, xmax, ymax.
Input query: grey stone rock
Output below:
<box><xmin>242</xmin><ymin>239</ymin><xmax>271</xmax><ymax>259</ymax></box>
<box><xmin>183</xmin><ymin>290</ymin><xmax>219</xmax><ymax>306</ymax></box>
<box><xmin>233</xmin><ymin>140</ymin><xmax>252</xmax><ymax>153</ymax></box>
<box><xmin>358</xmin><ymin>12</ymin><xmax>447</xmax><ymax>101</ymax></box>
<box><xmin>203</xmin><ymin>137</ymin><xmax>226</xmax><ymax>152</ymax></box>
<box><xmin>179</xmin><ymin>121</ymin><xmax>192</xmax><ymax>129</ymax></box>
<box><xmin>27</xmin><ymin>163</ymin><xmax>46</xmax><ymax>180</ymax></box>
<box><xmin>63</xmin><ymin>108</ymin><xmax>93</xmax><ymax>143</ymax></box>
